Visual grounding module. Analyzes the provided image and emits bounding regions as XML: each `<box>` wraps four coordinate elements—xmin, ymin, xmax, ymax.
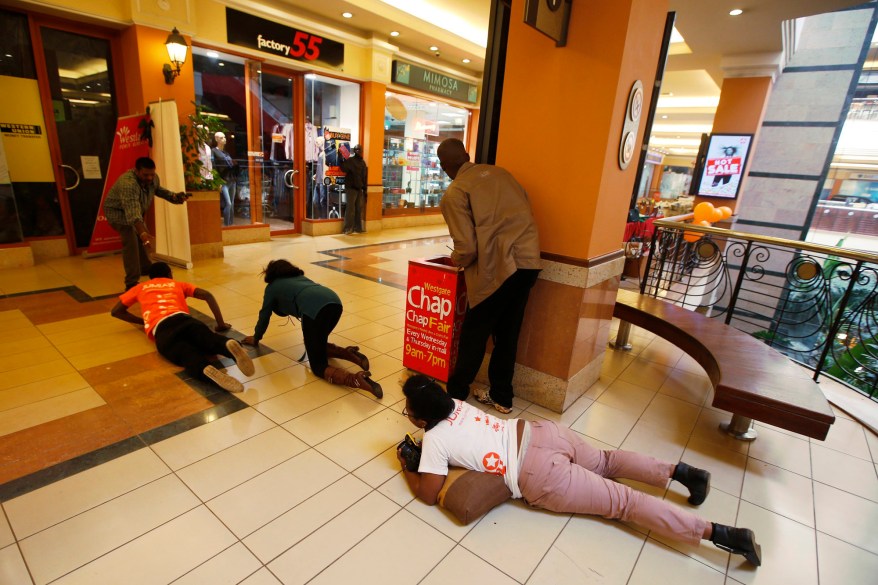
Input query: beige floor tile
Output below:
<box><xmin>344</xmin><ymin>297</ymin><xmax>385</xmax><ymax>314</ymax></box>
<box><xmin>353</xmin><ymin>444</ymin><xmax>406</xmax><ymax>489</ymax></box>
<box><xmin>44</xmin><ymin>318</ymin><xmax>136</xmax><ymax>348</ymax></box>
<box><xmin>621</xmin><ymin>419</ymin><xmax>688</xmax><ymax>465</ymax></box>
<box><xmin>814</xmin><ymin>481</ymin><xmax>878</xmax><ymax>555</ymax></box>
<box><xmin>377</xmin><ymin>471</ymin><xmax>418</xmax><ymax>507</ymax></box>
<box><xmin>403</xmin><ymin>495</ymin><xmax>475</xmax><ymax>542</ymax></box>
<box><xmin>816</xmin><ymin>531</ymin><xmax>878</xmax><ymax>585</ymax></box>
<box><xmin>0</xmin><ymin>359</ymin><xmax>76</xmax><ymax>390</ymax></box>
<box><xmin>176</xmin><ymin>427</ymin><xmax>307</xmax><ymax>501</ymax></box>
<box><xmin>254</xmin><ymin>379</ymin><xmax>350</xmax><ymax>424</ymax></box>
<box><xmin>0</xmin><ymin>334</ymin><xmax>52</xmax><ymax>359</ymax></box>
<box><xmin>600</xmin><ymin>349</ymin><xmax>636</xmax><ymax>379</ymax></box>
<box><xmin>636</xmin><ymin>339</ymin><xmax>686</xmax><ymax>368</ymax></box>
<box><xmin>681</xmin><ymin>437</ymin><xmax>748</xmax><ymax>498</ymax></box>
<box><xmin>629</xmin><ymin>540</ymin><xmax>725</xmax><ymax>585</ymax></box>
<box><xmin>570</xmin><ymin>401</ymin><xmax>639</xmax><ymax>447</ymax></box>
<box><xmin>741</xmin><ymin>459</ymin><xmax>814</xmax><ymax>527</ymax></box>
<box><xmin>19</xmin><ymin>475</ymin><xmax>199</xmax><ymax>585</ymax></box>
<box><xmin>309</xmin><ymin>511</ymin><xmax>454</xmax><ymax>585</ymax></box>
<box><xmin>375</xmin><ymin>312</ymin><xmax>405</xmax><ymax>329</ymax></box>
<box><xmin>66</xmin><ymin>337</ymin><xmax>155</xmax><ymax>370</ymax></box>
<box><xmin>525</xmin><ymin>391</ymin><xmax>594</xmax><ymax>428</ymax></box>
<box><xmin>240</xmin><ymin>568</ymin><xmax>283</xmax><ymax>585</ymax></box>
<box><xmin>354</xmin><ymin>352</ymin><xmax>403</xmax><ymax>380</ymax></box>
<box><xmin>811</xmin><ymin>443</ymin><xmax>878</xmax><ymax>503</ymax></box>
<box><xmin>150</xmin><ymin>408</ymin><xmax>278</xmax><ymax>470</ymax></box>
<box><xmin>673</xmin><ymin>352</ymin><xmax>708</xmax><ymax>376</ymax></box>
<box><xmin>617</xmin><ymin>358</ymin><xmax>673</xmax><ymax>391</ymax></box>
<box><xmin>421</xmin><ymin>546</ymin><xmax>518</xmax><ymax>585</ymax></box>
<box><xmin>657</xmin><ymin>484</ymin><xmax>738</xmax><ymax>571</ymax></box>
<box><xmin>583</xmin><ymin>376</ymin><xmax>611</xmax><ymax>400</ymax></box>
<box><xmin>0</xmin><ymin>514</ymin><xmax>13</xmax><ymax>548</ymax></box>
<box><xmin>0</xmin><ymin>544</ymin><xmax>33</xmax><ymax>585</ymax></box>
<box><xmin>461</xmin><ymin>499</ymin><xmax>569</xmax><ymax>583</ymax></box>
<box><xmin>640</xmin><ymin>394</ymin><xmax>701</xmax><ymax>435</ymax></box>
<box><xmin>728</xmin><ymin>501</ymin><xmax>817</xmax><ymax>585</ymax></box>
<box><xmin>0</xmin><ymin>372</ymin><xmax>90</xmax><ymax>413</ymax></box>
<box><xmin>359</xmin><ymin>329</ymin><xmax>404</xmax><ymax>354</ymax></box>
<box><xmin>257</xmin><ymin>328</ymin><xmax>306</xmax><ymax>353</ymax></box>
<box><xmin>282</xmin><ymin>391</ymin><xmax>385</xmax><ymax>446</ymax></box>
<box><xmin>596</xmin><ymin>379</ymin><xmax>657</xmax><ymax>417</ymax></box>
<box><xmin>747</xmin><ymin>424</ymin><xmax>811</xmax><ymax>477</ymax></box>
<box><xmin>335</xmin><ymin>322</ymin><xmax>395</xmax><ymax>343</ymax></box>
<box><xmin>333</xmin><ymin>312</ymin><xmax>371</xmax><ymax>333</ymax></box>
<box><xmin>244</xmin><ymin>475</ymin><xmax>371</xmax><ymax>563</ymax></box>
<box><xmin>6</xmin><ymin>448</ymin><xmax>170</xmax><ymax>540</ymax></box>
<box><xmin>0</xmin><ymin>387</ymin><xmax>106</xmax><ymax>438</ymax></box>
<box><xmin>658</xmin><ymin>368</ymin><xmax>712</xmax><ymax>406</ymax></box>
<box><xmin>527</xmin><ymin>515</ymin><xmax>645</xmax><ymax>585</ymax></box>
<box><xmin>173</xmin><ymin>542</ymin><xmax>263</xmax><ymax>585</ymax></box>
<box><xmin>690</xmin><ymin>409</ymin><xmax>750</xmax><ymax>455</ymax></box>
<box><xmin>816</xmin><ymin>416</ymin><xmax>872</xmax><ymax>461</ymax></box>
<box><xmin>267</xmin><ymin>491</ymin><xmax>400</xmax><ymax>585</ymax></box>
<box><xmin>207</xmin><ymin>449</ymin><xmax>347</xmax><ymax>538</ymax></box>
<box><xmin>50</xmin><ymin>506</ymin><xmax>236</xmax><ymax>585</ymax></box>
<box><xmin>316</xmin><ymin>408</ymin><xmax>412</xmax><ymax>471</ymax></box>
<box><xmin>226</xmin><ymin>351</ymin><xmax>295</xmax><ymax>382</ymax></box>
<box><xmin>0</xmin><ymin>345</ymin><xmax>63</xmax><ymax>373</ymax></box>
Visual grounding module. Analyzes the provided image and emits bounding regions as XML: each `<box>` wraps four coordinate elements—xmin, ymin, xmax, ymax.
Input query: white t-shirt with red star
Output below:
<box><xmin>418</xmin><ymin>399</ymin><xmax>522</xmax><ymax>498</ymax></box>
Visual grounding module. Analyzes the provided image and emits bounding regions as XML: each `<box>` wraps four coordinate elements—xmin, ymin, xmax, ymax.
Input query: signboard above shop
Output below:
<box><xmin>391</xmin><ymin>61</ymin><xmax>478</xmax><ymax>104</ymax></box>
<box><xmin>226</xmin><ymin>8</ymin><xmax>344</xmax><ymax>70</ymax></box>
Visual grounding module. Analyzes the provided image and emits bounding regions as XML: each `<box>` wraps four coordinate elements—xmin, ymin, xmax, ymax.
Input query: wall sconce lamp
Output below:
<box><xmin>163</xmin><ymin>27</ymin><xmax>189</xmax><ymax>85</ymax></box>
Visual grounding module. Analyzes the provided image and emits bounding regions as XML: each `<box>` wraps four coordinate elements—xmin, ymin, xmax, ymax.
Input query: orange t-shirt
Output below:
<box><xmin>119</xmin><ymin>278</ymin><xmax>197</xmax><ymax>340</ymax></box>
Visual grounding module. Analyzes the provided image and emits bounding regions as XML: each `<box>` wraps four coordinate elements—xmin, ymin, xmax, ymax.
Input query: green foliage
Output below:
<box><xmin>179</xmin><ymin>102</ymin><xmax>227</xmax><ymax>191</ymax></box>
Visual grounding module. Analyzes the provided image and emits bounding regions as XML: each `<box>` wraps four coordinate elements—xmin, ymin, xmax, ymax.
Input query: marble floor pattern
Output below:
<box><xmin>0</xmin><ymin>225</ymin><xmax>876</xmax><ymax>584</ymax></box>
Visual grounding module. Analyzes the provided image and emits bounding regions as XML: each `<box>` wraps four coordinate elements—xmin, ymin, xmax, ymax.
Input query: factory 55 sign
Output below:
<box><xmin>226</xmin><ymin>8</ymin><xmax>344</xmax><ymax>69</ymax></box>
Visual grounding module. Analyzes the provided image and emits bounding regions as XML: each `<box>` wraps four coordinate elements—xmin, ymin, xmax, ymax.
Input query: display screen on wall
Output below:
<box><xmin>695</xmin><ymin>134</ymin><xmax>753</xmax><ymax>199</ymax></box>
<box><xmin>225</xmin><ymin>8</ymin><xmax>344</xmax><ymax>70</ymax></box>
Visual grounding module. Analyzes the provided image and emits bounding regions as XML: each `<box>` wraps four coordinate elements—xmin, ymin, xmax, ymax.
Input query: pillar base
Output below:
<box><xmin>719</xmin><ymin>415</ymin><xmax>758</xmax><ymax>441</ymax></box>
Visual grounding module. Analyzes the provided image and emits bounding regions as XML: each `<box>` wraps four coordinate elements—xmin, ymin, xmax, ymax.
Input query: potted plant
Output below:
<box><xmin>179</xmin><ymin>102</ymin><xmax>227</xmax><ymax>191</ymax></box>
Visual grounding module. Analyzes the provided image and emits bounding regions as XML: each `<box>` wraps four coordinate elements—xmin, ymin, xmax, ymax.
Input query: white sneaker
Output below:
<box><xmin>226</xmin><ymin>339</ymin><xmax>255</xmax><ymax>376</ymax></box>
<box><xmin>203</xmin><ymin>365</ymin><xmax>244</xmax><ymax>393</ymax></box>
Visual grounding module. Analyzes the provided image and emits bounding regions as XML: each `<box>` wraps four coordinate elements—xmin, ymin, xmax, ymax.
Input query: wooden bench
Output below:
<box><xmin>612</xmin><ymin>289</ymin><xmax>835</xmax><ymax>441</ymax></box>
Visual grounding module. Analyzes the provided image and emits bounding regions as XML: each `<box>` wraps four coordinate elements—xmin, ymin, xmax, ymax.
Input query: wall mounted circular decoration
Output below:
<box><xmin>619</xmin><ymin>80</ymin><xmax>644</xmax><ymax>170</ymax></box>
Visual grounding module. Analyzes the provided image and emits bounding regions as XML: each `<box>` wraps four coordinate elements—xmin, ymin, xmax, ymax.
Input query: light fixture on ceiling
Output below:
<box><xmin>390</xmin><ymin>31</ymin><xmax>400</xmax><ymax>37</ymax></box>
<box><xmin>162</xmin><ymin>27</ymin><xmax>189</xmax><ymax>85</ymax></box>
<box><xmin>342</xmin><ymin>12</ymin><xmax>353</xmax><ymax>18</ymax></box>
<box><xmin>729</xmin><ymin>9</ymin><xmax>743</xmax><ymax>16</ymax></box>
<box><xmin>661</xmin><ymin>115</ymin><xmax>668</xmax><ymax>119</ymax></box>
<box><xmin>462</xmin><ymin>58</ymin><xmax>471</xmax><ymax>64</ymax></box>
<box><xmin>429</xmin><ymin>46</ymin><xmax>439</xmax><ymax>51</ymax></box>
<box><xmin>206</xmin><ymin>50</ymin><xmax>219</xmax><ymax>59</ymax></box>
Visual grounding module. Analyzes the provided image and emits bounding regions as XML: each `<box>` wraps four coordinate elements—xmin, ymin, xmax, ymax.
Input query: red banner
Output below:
<box><xmin>85</xmin><ymin>114</ymin><xmax>149</xmax><ymax>255</ymax></box>
<box><xmin>403</xmin><ymin>257</ymin><xmax>467</xmax><ymax>381</ymax></box>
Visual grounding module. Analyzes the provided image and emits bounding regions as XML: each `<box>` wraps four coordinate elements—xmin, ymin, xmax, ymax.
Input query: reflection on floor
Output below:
<box><xmin>0</xmin><ymin>225</ymin><xmax>876</xmax><ymax>585</ymax></box>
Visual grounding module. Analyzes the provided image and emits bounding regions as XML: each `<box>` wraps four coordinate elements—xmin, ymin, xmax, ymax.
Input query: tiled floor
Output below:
<box><xmin>1</xmin><ymin>225</ymin><xmax>877</xmax><ymax>584</ymax></box>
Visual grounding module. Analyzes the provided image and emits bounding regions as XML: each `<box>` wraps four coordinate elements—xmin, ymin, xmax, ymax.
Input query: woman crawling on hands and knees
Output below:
<box><xmin>397</xmin><ymin>375</ymin><xmax>761</xmax><ymax>566</ymax></box>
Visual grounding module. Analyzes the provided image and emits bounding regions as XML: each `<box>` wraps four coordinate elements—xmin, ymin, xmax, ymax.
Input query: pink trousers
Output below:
<box><xmin>518</xmin><ymin>420</ymin><xmax>708</xmax><ymax>545</ymax></box>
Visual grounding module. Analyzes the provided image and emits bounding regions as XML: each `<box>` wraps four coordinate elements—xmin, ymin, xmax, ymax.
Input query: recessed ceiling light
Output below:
<box><xmin>342</xmin><ymin>12</ymin><xmax>353</xmax><ymax>18</ymax></box>
<box><xmin>430</xmin><ymin>46</ymin><xmax>439</xmax><ymax>51</ymax></box>
<box><xmin>661</xmin><ymin>115</ymin><xmax>668</xmax><ymax>119</ymax></box>
<box><xmin>206</xmin><ymin>50</ymin><xmax>219</xmax><ymax>59</ymax></box>
<box><xmin>462</xmin><ymin>58</ymin><xmax>471</xmax><ymax>64</ymax></box>
<box><xmin>390</xmin><ymin>31</ymin><xmax>400</xmax><ymax>37</ymax></box>
<box><xmin>729</xmin><ymin>9</ymin><xmax>743</xmax><ymax>16</ymax></box>
<box><xmin>218</xmin><ymin>62</ymin><xmax>225</xmax><ymax>67</ymax></box>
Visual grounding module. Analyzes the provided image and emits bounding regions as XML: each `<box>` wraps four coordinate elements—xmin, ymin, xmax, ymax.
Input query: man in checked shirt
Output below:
<box><xmin>104</xmin><ymin>157</ymin><xmax>189</xmax><ymax>290</ymax></box>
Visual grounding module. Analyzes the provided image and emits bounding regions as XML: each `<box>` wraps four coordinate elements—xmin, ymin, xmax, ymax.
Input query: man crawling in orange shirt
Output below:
<box><xmin>110</xmin><ymin>262</ymin><xmax>255</xmax><ymax>392</ymax></box>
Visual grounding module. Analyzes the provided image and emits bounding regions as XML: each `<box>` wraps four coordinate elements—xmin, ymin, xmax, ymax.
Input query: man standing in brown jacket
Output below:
<box><xmin>437</xmin><ymin>138</ymin><xmax>541</xmax><ymax>413</ymax></box>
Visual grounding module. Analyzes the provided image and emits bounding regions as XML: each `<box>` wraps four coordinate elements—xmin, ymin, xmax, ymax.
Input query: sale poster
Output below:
<box><xmin>404</xmin><ymin>257</ymin><xmax>467</xmax><ymax>381</ymax></box>
<box><xmin>323</xmin><ymin>126</ymin><xmax>351</xmax><ymax>177</ymax></box>
<box><xmin>697</xmin><ymin>134</ymin><xmax>753</xmax><ymax>199</ymax></box>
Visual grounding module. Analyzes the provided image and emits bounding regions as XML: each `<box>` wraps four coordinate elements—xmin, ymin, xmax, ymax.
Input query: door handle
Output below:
<box><xmin>59</xmin><ymin>164</ymin><xmax>81</xmax><ymax>191</ymax></box>
<box><xmin>284</xmin><ymin>169</ymin><xmax>300</xmax><ymax>189</ymax></box>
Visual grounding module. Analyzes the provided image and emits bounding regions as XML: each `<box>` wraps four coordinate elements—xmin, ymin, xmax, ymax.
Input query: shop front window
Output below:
<box><xmin>304</xmin><ymin>74</ymin><xmax>360</xmax><ymax>220</ymax></box>
<box><xmin>193</xmin><ymin>48</ymin><xmax>250</xmax><ymax>226</ymax></box>
<box><xmin>382</xmin><ymin>92</ymin><xmax>467</xmax><ymax>214</ymax></box>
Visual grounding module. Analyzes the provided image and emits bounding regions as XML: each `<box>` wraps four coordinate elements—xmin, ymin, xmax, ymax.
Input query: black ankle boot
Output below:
<box><xmin>673</xmin><ymin>462</ymin><xmax>711</xmax><ymax>505</ymax></box>
<box><xmin>711</xmin><ymin>523</ymin><xmax>762</xmax><ymax>567</ymax></box>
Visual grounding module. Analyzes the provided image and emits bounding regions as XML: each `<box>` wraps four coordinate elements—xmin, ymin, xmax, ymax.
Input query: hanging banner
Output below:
<box><xmin>84</xmin><ymin>114</ymin><xmax>149</xmax><ymax>255</ymax></box>
<box><xmin>403</xmin><ymin>257</ymin><xmax>467</xmax><ymax>382</ymax></box>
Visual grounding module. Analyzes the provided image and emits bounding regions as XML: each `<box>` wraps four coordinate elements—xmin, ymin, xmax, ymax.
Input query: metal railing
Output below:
<box><xmin>640</xmin><ymin>215</ymin><xmax>878</xmax><ymax>400</ymax></box>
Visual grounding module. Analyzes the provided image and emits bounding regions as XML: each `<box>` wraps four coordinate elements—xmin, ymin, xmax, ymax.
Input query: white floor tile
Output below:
<box><xmin>281</xmin><ymin>391</ymin><xmax>385</xmax><ymax>445</ymax></box>
<box><xmin>747</xmin><ymin>424</ymin><xmax>811</xmax><ymax>477</ymax></box>
<box><xmin>570</xmin><ymin>402</ymin><xmax>639</xmax><ymax>447</ymax></box>
<box><xmin>741</xmin><ymin>459</ymin><xmax>814</xmax><ymax>527</ymax></box>
<box><xmin>817</xmin><ymin>416</ymin><xmax>872</xmax><ymax>461</ymax></box>
<box><xmin>629</xmin><ymin>540</ymin><xmax>725</xmax><ymax>585</ymax></box>
<box><xmin>814</xmin><ymin>481</ymin><xmax>878</xmax><ymax>555</ymax></box>
<box><xmin>811</xmin><ymin>442</ymin><xmax>878</xmax><ymax>502</ymax></box>
<box><xmin>815</xmin><ymin>531</ymin><xmax>878</xmax><ymax>585</ymax></box>
<box><xmin>422</xmin><ymin>545</ymin><xmax>518</xmax><ymax>584</ymax></box>
<box><xmin>0</xmin><ymin>544</ymin><xmax>33</xmax><ymax>585</ymax></box>
<box><xmin>172</xmin><ymin>542</ymin><xmax>263</xmax><ymax>585</ymax></box>
<box><xmin>315</xmin><ymin>408</ymin><xmax>412</xmax><ymax>471</ymax></box>
<box><xmin>239</xmin><ymin>568</ymin><xmax>283</xmax><ymax>585</ymax></box>
<box><xmin>254</xmin><ymin>379</ymin><xmax>349</xmax><ymax>424</ymax></box>
<box><xmin>681</xmin><ymin>437</ymin><xmax>748</xmax><ymax>498</ymax></box>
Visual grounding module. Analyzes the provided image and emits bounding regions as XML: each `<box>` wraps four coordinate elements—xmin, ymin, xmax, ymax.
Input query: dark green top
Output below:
<box><xmin>253</xmin><ymin>275</ymin><xmax>341</xmax><ymax>341</ymax></box>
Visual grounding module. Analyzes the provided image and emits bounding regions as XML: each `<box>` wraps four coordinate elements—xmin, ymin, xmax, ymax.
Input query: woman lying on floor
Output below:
<box><xmin>396</xmin><ymin>375</ymin><xmax>762</xmax><ymax>567</ymax></box>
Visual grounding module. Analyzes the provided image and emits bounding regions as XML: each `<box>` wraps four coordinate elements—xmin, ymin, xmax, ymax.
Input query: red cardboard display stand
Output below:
<box><xmin>403</xmin><ymin>256</ymin><xmax>467</xmax><ymax>381</ymax></box>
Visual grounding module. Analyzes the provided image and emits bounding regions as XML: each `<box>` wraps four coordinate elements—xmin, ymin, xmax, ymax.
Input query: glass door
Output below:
<box><xmin>39</xmin><ymin>26</ymin><xmax>117</xmax><ymax>249</ymax></box>
<box><xmin>260</xmin><ymin>70</ymin><xmax>297</xmax><ymax>233</ymax></box>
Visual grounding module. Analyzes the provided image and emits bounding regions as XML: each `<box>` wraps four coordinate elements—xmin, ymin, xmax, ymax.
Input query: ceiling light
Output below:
<box><xmin>342</xmin><ymin>12</ymin><xmax>353</xmax><ymax>18</ymax></box>
<box><xmin>430</xmin><ymin>46</ymin><xmax>439</xmax><ymax>51</ymax></box>
<box><xmin>462</xmin><ymin>58</ymin><xmax>471</xmax><ymax>64</ymax></box>
<box><xmin>729</xmin><ymin>9</ymin><xmax>743</xmax><ymax>16</ymax></box>
<box><xmin>206</xmin><ymin>50</ymin><xmax>219</xmax><ymax>59</ymax></box>
<box><xmin>661</xmin><ymin>115</ymin><xmax>668</xmax><ymax>119</ymax></box>
<box><xmin>390</xmin><ymin>31</ymin><xmax>400</xmax><ymax>37</ymax></box>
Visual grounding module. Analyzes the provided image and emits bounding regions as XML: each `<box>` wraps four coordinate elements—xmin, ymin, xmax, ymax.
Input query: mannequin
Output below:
<box><xmin>212</xmin><ymin>132</ymin><xmax>237</xmax><ymax>226</ymax></box>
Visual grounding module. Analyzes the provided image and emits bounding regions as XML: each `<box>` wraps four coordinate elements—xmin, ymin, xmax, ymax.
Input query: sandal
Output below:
<box><xmin>475</xmin><ymin>391</ymin><xmax>513</xmax><ymax>414</ymax></box>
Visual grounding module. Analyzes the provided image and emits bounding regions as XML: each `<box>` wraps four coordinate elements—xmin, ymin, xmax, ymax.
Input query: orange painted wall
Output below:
<box><xmin>696</xmin><ymin>76</ymin><xmax>772</xmax><ymax>214</ymax></box>
<box><xmin>495</xmin><ymin>0</ymin><xmax>668</xmax><ymax>260</ymax></box>
<box><xmin>362</xmin><ymin>81</ymin><xmax>386</xmax><ymax>220</ymax></box>
<box><xmin>119</xmin><ymin>25</ymin><xmax>196</xmax><ymax>123</ymax></box>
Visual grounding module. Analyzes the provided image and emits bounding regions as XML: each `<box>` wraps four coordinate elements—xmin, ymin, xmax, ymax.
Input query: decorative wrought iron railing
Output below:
<box><xmin>640</xmin><ymin>215</ymin><xmax>878</xmax><ymax>400</ymax></box>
